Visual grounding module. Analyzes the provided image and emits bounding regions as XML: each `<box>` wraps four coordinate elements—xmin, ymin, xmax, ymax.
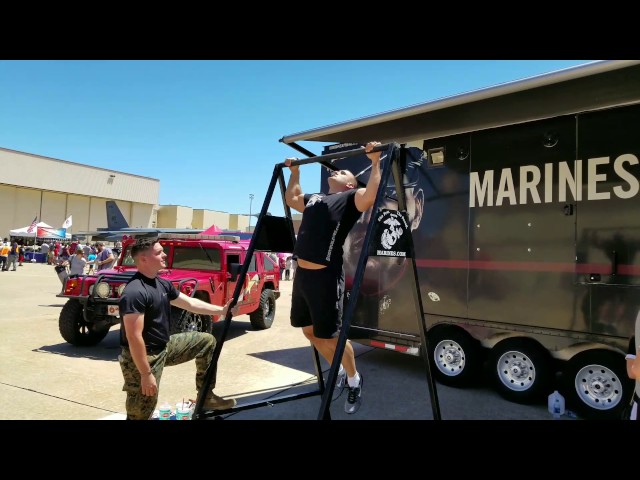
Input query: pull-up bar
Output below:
<box><xmin>277</xmin><ymin>143</ymin><xmax>392</xmax><ymax>168</ymax></box>
<box><xmin>277</xmin><ymin>143</ymin><xmax>397</xmax><ymax>196</ymax></box>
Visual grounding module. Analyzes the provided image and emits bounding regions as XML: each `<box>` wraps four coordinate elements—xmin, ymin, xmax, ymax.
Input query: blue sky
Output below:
<box><xmin>0</xmin><ymin>60</ymin><xmax>593</xmax><ymax>218</ymax></box>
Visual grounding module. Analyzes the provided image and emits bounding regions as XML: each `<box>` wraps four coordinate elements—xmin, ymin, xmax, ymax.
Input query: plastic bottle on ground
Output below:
<box><xmin>547</xmin><ymin>390</ymin><xmax>565</xmax><ymax>419</ymax></box>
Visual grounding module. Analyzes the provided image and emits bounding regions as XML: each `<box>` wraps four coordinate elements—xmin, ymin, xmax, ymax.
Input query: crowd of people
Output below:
<box><xmin>0</xmin><ymin>239</ymin><xmax>26</xmax><ymax>271</ymax></box>
<box><xmin>1</xmin><ymin>237</ymin><xmax>121</xmax><ymax>276</ymax></box>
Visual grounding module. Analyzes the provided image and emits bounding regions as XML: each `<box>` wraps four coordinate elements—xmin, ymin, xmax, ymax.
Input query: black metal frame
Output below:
<box><xmin>192</xmin><ymin>142</ymin><xmax>441</xmax><ymax>420</ymax></box>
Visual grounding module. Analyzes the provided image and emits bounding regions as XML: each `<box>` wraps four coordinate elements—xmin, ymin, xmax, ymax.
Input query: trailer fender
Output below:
<box><xmin>552</xmin><ymin>342</ymin><xmax>624</xmax><ymax>362</ymax></box>
<box><xmin>480</xmin><ymin>332</ymin><xmax>524</xmax><ymax>350</ymax></box>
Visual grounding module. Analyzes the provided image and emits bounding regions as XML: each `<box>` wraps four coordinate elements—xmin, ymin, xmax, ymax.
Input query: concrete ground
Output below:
<box><xmin>0</xmin><ymin>260</ymin><xmax>565</xmax><ymax>421</ymax></box>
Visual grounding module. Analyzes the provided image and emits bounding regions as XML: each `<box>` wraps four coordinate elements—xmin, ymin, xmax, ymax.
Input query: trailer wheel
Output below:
<box><xmin>488</xmin><ymin>337</ymin><xmax>552</xmax><ymax>404</ymax></box>
<box><xmin>427</xmin><ymin>326</ymin><xmax>483</xmax><ymax>387</ymax></box>
<box><xmin>59</xmin><ymin>299</ymin><xmax>110</xmax><ymax>346</ymax></box>
<box><xmin>560</xmin><ymin>349</ymin><xmax>631</xmax><ymax>420</ymax></box>
<box><xmin>249</xmin><ymin>289</ymin><xmax>276</xmax><ymax>330</ymax></box>
<box><xmin>170</xmin><ymin>307</ymin><xmax>212</xmax><ymax>335</ymax></box>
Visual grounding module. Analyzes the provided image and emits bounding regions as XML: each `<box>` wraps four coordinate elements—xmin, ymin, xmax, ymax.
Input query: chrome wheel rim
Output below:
<box><xmin>434</xmin><ymin>339</ymin><xmax>466</xmax><ymax>377</ymax></box>
<box><xmin>496</xmin><ymin>350</ymin><xmax>536</xmax><ymax>392</ymax></box>
<box><xmin>574</xmin><ymin>363</ymin><xmax>623</xmax><ymax>411</ymax></box>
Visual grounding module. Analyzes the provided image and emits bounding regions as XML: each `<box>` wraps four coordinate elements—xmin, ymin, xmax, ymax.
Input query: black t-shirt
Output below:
<box><xmin>293</xmin><ymin>189</ymin><xmax>361</xmax><ymax>271</ymax></box>
<box><xmin>119</xmin><ymin>272</ymin><xmax>179</xmax><ymax>349</ymax></box>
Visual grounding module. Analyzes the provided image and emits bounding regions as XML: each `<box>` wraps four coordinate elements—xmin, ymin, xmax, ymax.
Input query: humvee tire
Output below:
<box><xmin>249</xmin><ymin>289</ymin><xmax>276</xmax><ymax>330</ymax></box>
<box><xmin>170</xmin><ymin>307</ymin><xmax>213</xmax><ymax>335</ymax></box>
<box><xmin>59</xmin><ymin>299</ymin><xmax>110</xmax><ymax>346</ymax></box>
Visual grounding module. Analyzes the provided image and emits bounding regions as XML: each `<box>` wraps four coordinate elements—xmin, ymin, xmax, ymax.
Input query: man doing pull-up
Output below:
<box><xmin>284</xmin><ymin>141</ymin><xmax>382</xmax><ymax>414</ymax></box>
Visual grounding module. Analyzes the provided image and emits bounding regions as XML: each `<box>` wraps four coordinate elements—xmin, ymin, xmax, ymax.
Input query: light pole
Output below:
<box><xmin>249</xmin><ymin>194</ymin><xmax>254</xmax><ymax>231</ymax></box>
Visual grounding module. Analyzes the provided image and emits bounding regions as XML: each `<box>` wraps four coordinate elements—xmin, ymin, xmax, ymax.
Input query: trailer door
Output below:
<box><xmin>419</xmin><ymin>134</ymin><xmax>471</xmax><ymax>323</ymax></box>
<box><xmin>576</xmin><ymin>103</ymin><xmax>640</xmax><ymax>339</ymax></box>
<box><xmin>468</xmin><ymin>115</ymin><xmax>577</xmax><ymax>331</ymax></box>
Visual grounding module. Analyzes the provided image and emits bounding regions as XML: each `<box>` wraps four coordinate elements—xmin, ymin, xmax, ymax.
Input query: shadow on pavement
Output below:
<box><xmin>33</xmin><ymin>330</ymin><xmax>122</xmax><ymax>361</ymax></box>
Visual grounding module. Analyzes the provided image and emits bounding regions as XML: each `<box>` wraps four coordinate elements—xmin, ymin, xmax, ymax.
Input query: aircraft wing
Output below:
<box><xmin>77</xmin><ymin>228</ymin><xmax>205</xmax><ymax>241</ymax></box>
<box><xmin>75</xmin><ymin>230</ymin><xmax>134</xmax><ymax>241</ymax></box>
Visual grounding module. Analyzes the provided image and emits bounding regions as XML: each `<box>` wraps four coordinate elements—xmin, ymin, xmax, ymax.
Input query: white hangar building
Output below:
<box><xmin>0</xmin><ymin>147</ymin><xmax>253</xmax><ymax>242</ymax></box>
<box><xmin>0</xmin><ymin>146</ymin><xmax>160</xmax><ymax>239</ymax></box>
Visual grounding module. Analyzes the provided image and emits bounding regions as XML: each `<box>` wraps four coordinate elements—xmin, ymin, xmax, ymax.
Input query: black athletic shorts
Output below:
<box><xmin>290</xmin><ymin>266</ymin><xmax>345</xmax><ymax>339</ymax></box>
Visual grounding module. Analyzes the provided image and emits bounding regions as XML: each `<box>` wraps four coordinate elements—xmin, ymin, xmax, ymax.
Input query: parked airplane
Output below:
<box><xmin>77</xmin><ymin>201</ymin><xmax>206</xmax><ymax>241</ymax></box>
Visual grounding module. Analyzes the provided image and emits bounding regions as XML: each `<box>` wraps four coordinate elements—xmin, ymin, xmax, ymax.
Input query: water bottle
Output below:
<box><xmin>547</xmin><ymin>390</ymin><xmax>565</xmax><ymax>419</ymax></box>
<box><xmin>158</xmin><ymin>401</ymin><xmax>172</xmax><ymax>420</ymax></box>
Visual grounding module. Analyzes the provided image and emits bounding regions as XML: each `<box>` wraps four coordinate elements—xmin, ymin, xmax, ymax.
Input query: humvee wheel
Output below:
<box><xmin>59</xmin><ymin>299</ymin><xmax>110</xmax><ymax>346</ymax></box>
<box><xmin>170</xmin><ymin>307</ymin><xmax>213</xmax><ymax>335</ymax></box>
<box><xmin>249</xmin><ymin>289</ymin><xmax>276</xmax><ymax>330</ymax></box>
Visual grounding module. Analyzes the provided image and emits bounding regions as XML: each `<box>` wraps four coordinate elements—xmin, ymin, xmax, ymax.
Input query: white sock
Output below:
<box><xmin>338</xmin><ymin>365</ymin><xmax>345</xmax><ymax>376</ymax></box>
<box><xmin>347</xmin><ymin>372</ymin><xmax>360</xmax><ymax>388</ymax></box>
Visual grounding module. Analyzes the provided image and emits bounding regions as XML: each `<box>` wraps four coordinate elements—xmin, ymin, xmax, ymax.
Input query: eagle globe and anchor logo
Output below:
<box><xmin>368</xmin><ymin>209</ymin><xmax>412</xmax><ymax>316</ymax></box>
<box><xmin>372</xmin><ymin>209</ymin><xmax>410</xmax><ymax>258</ymax></box>
<box><xmin>370</xmin><ymin>209</ymin><xmax>442</xmax><ymax>304</ymax></box>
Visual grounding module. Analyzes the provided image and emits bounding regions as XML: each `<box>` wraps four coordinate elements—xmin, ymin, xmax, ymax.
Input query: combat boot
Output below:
<box><xmin>201</xmin><ymin>392</ymin><xmax>237</xmax><ymax>411</ymax></box>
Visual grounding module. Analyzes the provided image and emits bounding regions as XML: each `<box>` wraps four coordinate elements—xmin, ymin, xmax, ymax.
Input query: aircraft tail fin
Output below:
<box><xmin>106</xmin><ymin>200</ymin><xmax>129</xmax><ymax>230</ymax></box>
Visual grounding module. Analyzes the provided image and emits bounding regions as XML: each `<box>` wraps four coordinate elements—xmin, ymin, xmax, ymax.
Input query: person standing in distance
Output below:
<box><xmin>118</xmin><ymin>237</ymin><xmax>238</xmax><ymax>420</ymax></box>
<box><xmin>95</xmin><ymin>241</ymin><xmax>115</xmax><ymax>271</ymax></box>
<box><xmin>284</xmin><ymin>141</ymin><xmax>382</xmax><ymax>414</ymax></box>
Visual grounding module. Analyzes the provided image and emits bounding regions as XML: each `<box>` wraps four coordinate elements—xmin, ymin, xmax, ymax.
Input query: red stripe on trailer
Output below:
<box><xmin>415</xmin><ymin>258</ymin><xmax>640</xmax><ymax>275</ymax></box>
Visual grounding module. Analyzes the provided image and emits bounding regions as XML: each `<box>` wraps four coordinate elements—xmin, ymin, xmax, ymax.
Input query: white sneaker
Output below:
<box><xmin>345</xmin><ymin>374</ymin><xmax>363</xmax><ymax>414</ymax></box>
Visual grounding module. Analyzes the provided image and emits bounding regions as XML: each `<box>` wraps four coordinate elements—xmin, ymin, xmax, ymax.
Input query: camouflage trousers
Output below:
<box><xmin>119</xmin><ymin>331</ymin><xmax>216</xmax><ymax>420</ymax></box>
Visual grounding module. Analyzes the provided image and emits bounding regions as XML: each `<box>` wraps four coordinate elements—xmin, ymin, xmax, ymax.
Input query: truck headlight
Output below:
<box><xmin>95</xmin><ymin>282</ymin><xmax>112</xmax><ymax>298</ymax></box>
<box><xmin>116</xmin><ymin>284</ymin><xmax>126</xmax><ymax>297</ymax></box>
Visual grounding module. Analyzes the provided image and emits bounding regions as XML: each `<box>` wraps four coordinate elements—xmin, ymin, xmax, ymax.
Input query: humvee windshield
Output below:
<box><xmin>120</xmin><ymin>243</ymin><xmax>227</xmax><ymax>271</ymax></box>
<box><xmin>172</xmin><ymin>246</ymin><xmax>221</xmax><ymax>271</ymax></box>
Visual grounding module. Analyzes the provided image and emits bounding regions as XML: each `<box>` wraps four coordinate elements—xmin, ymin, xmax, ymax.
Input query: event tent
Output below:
<box><xmin>9</xmin><ymin>222</ymin><xmax>70</xmax><ymax>240</ymax></box>
<box><xmin>200</xmin><ymin>224</ymin><xmax>223</xmax><ymax>235</ymax></box>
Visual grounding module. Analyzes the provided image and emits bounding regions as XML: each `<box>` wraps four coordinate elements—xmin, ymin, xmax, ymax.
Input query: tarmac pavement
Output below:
<box><xmin>0</xmin><ymin>260</ymin><xmax>564</xmax><ymax>421</ymax></box>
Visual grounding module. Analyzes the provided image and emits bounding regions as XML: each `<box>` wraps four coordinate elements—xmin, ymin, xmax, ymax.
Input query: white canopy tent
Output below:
<box><xmin>10</xmin><ymin>221</ymin><xmax>52</xmax><ymax>237</ymax></box>
<box><xmin>9</xmin><ymin>222</ymin><xmax>71</xmax><ymax>240</ymax></box>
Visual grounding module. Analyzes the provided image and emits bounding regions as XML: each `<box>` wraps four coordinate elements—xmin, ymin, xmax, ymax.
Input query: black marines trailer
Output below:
<box><xmin>280</xmin><ymin>60</ymin><xmax>640</xmax><ymax>420</ymax></box>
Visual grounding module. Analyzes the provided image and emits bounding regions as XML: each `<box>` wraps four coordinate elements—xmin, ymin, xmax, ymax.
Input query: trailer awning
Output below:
<box><xmin>280</xmin><ymin>60</ymin><xmax>640</xmax><ymax>148</ymax></box>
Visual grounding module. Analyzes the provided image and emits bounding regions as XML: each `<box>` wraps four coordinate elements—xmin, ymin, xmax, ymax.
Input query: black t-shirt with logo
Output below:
<box><xmin>119</xmin><ymin>272</ymin><xmax>179</xmax><ymax>349</ymax></box>
<box><xmin>293</xmin><ymin>189</ymin><xmax>361</xmax><ymax>272</ymax></box>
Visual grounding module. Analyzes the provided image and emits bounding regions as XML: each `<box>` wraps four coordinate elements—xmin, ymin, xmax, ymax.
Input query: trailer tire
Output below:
<box><xmin>560</xmin><ymin>349</ymin><xmax>631</xmax><ymax>420</ymax></box>
<box><xmin>59</xmin><ymin>299</ymin><xmax>110</xmax><ymax>346</ymax></box>
<box><xmin>488</xmin><ymin>337</ymin><xmax>552</xmax><ymax>404</ymax></box>
<box><xmin>427</xmin><ymin>326</ymin><xmax>483</xmax><ymax>387</ymax></box>
<box><xmin>250</xmin><ymin>289</ymin><xmax>276</xmax><ymax>330</ymax></box>
<box><xmin>170</xmin><ymin>307</ymin><xmax>212</xmax><ymax>335</ymax></box>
